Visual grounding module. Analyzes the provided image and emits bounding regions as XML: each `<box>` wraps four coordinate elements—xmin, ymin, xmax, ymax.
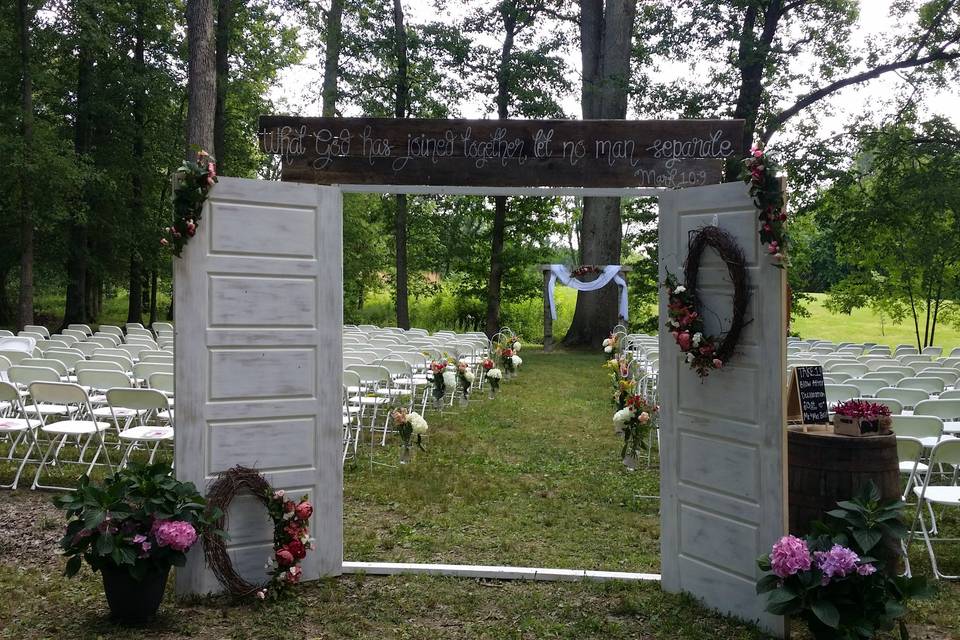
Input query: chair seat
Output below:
<box><xmin>375</xmin><ymin>389</ymin><xmax>412</xmax><ymax>398</ymax></box>
<box><xmin>91</xmin><ymin>407</ymin><xmax>145</xmax><ymax>418</ymax></box>
<box><xmin>899</xmin><ymin>461</ymin><xmax>929</xmax><ymax>473</ymax></box>
<box><xmin>354</xmin><ymin>395</ymin><xmax>390</xmax><ymax>406</ymax></box>
<box><xmin>41</xmin><ymin>420</ymin><xmax>110</xmax><ymax>435</ymax></box>
<box><xmin>0</xmin><ymin>417</ymin><xmax>40</xmax><ymax>432</ymax></box>
<box><xmin>914</xmin><ymin>485</ymin><xmax>960</xmax><ymax>506</ymax></box>
<box><xmin>119</xmin><ymin>426</ymin><xmax>174</xmax><ymax>441</ymax></box>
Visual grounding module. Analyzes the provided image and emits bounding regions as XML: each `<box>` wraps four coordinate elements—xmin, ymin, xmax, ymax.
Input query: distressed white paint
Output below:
<box><xmin>175</xmin><ymin>177</ymin><xmax>343</xmax><ymax>595</ymax></box>
<box><xmin>658</xmin><ymin>182</ymin><xmax>787</xmax><ymax>637</ymax></box>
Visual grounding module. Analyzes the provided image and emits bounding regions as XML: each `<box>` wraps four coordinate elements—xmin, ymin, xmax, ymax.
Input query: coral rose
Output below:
<box><xmin>295</xmin><ymin>501</ymin><xmax>313</xmax><ymax>521</ymax></box>
<box><xmin>275</xmin><ymin>548</ymin><xmax>294</xmax><ymax>566</ymax></box>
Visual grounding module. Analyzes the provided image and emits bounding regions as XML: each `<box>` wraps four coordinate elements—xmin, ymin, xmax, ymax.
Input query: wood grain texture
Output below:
<box><xmin>258</xmin><ymin>116</ymin><xmax>744</xmax><ymax>188</ymax></box>
<box><xmin>175</xmin><ymin>178</ymin><xmax>343</xmax><ymax>595</ymax></box>
<box><xmin>657</xmin><ymin>182</ymin><xmax>787</xmax><ymax>638</ymax></box>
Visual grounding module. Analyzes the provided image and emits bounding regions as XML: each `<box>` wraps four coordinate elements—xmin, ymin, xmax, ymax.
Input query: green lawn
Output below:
<box><xmin>1</xmin><ymin>350</ymin><xmax>958</xmax><ymax>639</ymax></box>
<box><xmin>792</xmin><ymin>292</ymin><xmax>960</xmax><ymax>350</ymax></box>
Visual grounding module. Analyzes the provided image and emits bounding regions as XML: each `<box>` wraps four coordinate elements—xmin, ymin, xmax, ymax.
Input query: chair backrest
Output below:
<box><xmin>126</xmin><ymin>322</ymin><xmax>145</xmax><ymax>330</ymax></box>
<box><xmin>938</xmin><ymin>389</ymin><xmax>960</xmax><ymax>400</ymax></box>
<box><xmin>67</xmin><ymin>323</ymin><xmax>93</xmax><ymax>336</ymax></box>
<box><xmin>133</xmin><ymin>362</ymin><xmax>173</xmax><ymax>382</ymax></box>
<box><xmin>28</xmin><ymin>381</ymin><xmax>89</xmax><ymax>406</ymax></box>
<box><xmin>50</xmin><ymin>334</ymin><xmax>79</xmax><ymax>346</ymax></box>
<box><xmin>916</xmin><ymin>369</ymin><xmax>960</xmax><ymax>385</ymax></box>
<box><xmin>894</xmin><ymin>346</ymin><xmax>918</xmax><ymax>357</ymax></box>
<box><xmin>92</xmin><ymin>354</ymin><xmax>134</xmax><ymax>372</ymax></box>
<box><xmin>913</xmin><ymin>399</ymin><xmax>960</xmax><ymax>421</ymax></box>
<box><xmin>828</xmin><ymin>363</ymin><xmax>869</xmax><ymax>378</ymax></box>
<box><xmin>106</xmin><ymin>387</ymin><xmax>169</xmax><ymax>411</ymax></box>
<box><xmin>878</xmin><ymin>365</ymin><xmax>918</xmax><ymax>377</ymax></box>
<box><xmin>0</xmin><ymin>329</ymin><xmax>12</xmax><ymax>337</ymax></box>
<box><xmin>126</xmin><ymin>334</ymin><xmax>158</xmax><ymax>345</ymax></box>
<box><xmin>99</xmin><ymin>325</ymin><xmax>124</xmax><ymax>339</ymax></box>
<box><xmin>23</xmin><ymin>324</ymin><xmax>50</xmax><ymax>338</ymax></box>
<box><xmin>0</xmin><ymin>349</ymin><xmax>29</xmax><ymax>366</ymax></box>
<box><xmin>45</xmin><ymin>350</ymin><xmax>85</xmax><ymax>370</ymax></box>
<box><xmin>921</xmin><ymin>346</ymin><xmax>942</xmax><ymax>357</ymax></box>
<box><xmin>152</xmin><ymin>322</ymin><xmax>174</xmax><ymax>334</ymax></box>
<box><xmin>73</xmin><ymin>342</ymin><xmax>99</xmax><ymax>357</ymax></box>
<box><xmin>860</xmin><ymin>397</ymin><xmax>903</xmax><ymax>415</ymax></box>
<box><xmin>77</xmin><ymin>369</ymin><xmax>133</xmax><ymax>391</ymax></box>
<box><xmin>8</xmin><ymin>365</ymin><xmax>61</xmax><ymax>386</ymax></box>
<box><xmin>138</xmin><ymin>350</ymin><xmax>172</xmax><ymax>360</ymax></box>
<box><xmin>90</xmin><ymin>334</ymin><xmax>120</xmax><ymax>347</ymax></box>
<box><xmin>846</xmin><ymin>378</ymin><xmax>886</xmax><ymax>398</ymax></box>
<box><xmin>876</xmin><ymin>386</ymin><xmax>928</xmax><ymax>410</ymax></box>
<box><xmin>342</xmin><ymin>356</ymin><xmax>366</xmax><ymax>369</ymax></box>
<box><xmin>147</xmin><ymin>372</ymin><xmax>174</xmax><ymax>395</ymax></box>
<box><xmin>342</xmin><ymin>369</ymin><xmax>361</xmax><ymax>393</ymax></box>
<box><xmin>825</xmin><ymin>384</ymin><xmax>858</xmax><ymax>406</ymax></box>
<box><xmin>0</xmin><ymin>354</ymin><xmax>11</xmax><ymax>376</ymax></box>
<box><xmin>897</xmin><ymin>376</ymin><xmax>944</xmax><ymax>395</ymax></box>
<box><xmin>927</xmin><ymin>439</ymin><xmax>960</xmax><ymax>468</ymax></box>
<box><xmin>898</xmin><ymin>354</ymin><xmax>932</xmax><ymax>366</ymax></box>
<box><xmin>860</xmin><ymin>371</ymin><xmax>904</xmax><ymax>385</ymax></box>
<box><xmin>379</xmin><ymin>358</ymin><xmax>412</xmax><ymax>379</ymax></box>
<box><xmin>140</xmin><ymin>354</ymin><xmax>174</xmax><ymax>364</ymax></box>
<box><xmin>19</xmin><ymin>331</ymin><xmax>46</xmax><ymax>341</ymax></box>
<box><xmin>0</xmin><ymin>380</ymin><xmax>23</xmax><ymax>403</ymax></box>
<box><xmin>75</xmin><ymin>360</ymin><xmax>126</xmax><ymax>374</ymax></box>
<box><xmin>890</xmin><ymin>414</ymin><xmax>942</xmax><ymax>439</ymax></box>
<box><xmin>118</xmin><ymin>344</ymin><xmax>149</xmax><ymax>360</ymax></box>
<box><xmin>347</xmin><ymin>364</ymin><xmax>391</xmax><ymax>387</ymax></box>
<box><xmin>62</xmin><ymin>329</ymin><xmax>88</xmax><ymax>342</ymax></box>
<box><xmin>20</xmin><ymin>358</ymin><xmax>67</xmax><ymax>377</ymax></box>
<box><xmin>896</xmin><ymin>436</ymin><xmax>923</xmax><ymax>470</ymax></box>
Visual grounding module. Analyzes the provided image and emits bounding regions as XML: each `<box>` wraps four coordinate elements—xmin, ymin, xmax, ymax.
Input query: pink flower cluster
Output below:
<box><xmin>833</xmin><ymin>399</ymin><xmax>891</xmax><ymax>420</ymax></box>
<box><xmin>770</xmin><ymin>535</ymin><xmax>812</xmax><ymax>578</ymax></box>
<box><xmin>151</xmin><ymin>519</ymin><xmax>198</xmax><ymax>552</ymax></box>
<box><xmin>815</xmin><ymin>544</ymin><xmax>860</xmax><ymax>581</ymax></box>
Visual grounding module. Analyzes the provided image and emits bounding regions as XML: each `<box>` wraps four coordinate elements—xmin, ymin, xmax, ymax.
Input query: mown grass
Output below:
<box><xmin>1</xmin><ymin>350</ymin><xmax>959</xmax><ymax>639</ymax></box>
<box><xmin>793</xmin><ymin>292</ymin><xmax>960</xmax><ymax>350</ymax></box>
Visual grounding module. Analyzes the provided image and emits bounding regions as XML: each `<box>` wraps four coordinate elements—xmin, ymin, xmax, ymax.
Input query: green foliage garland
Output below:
<box><xmin>163</xmin><ymin>150</ymin><xmax>217</xmax><ymax>257</ymax></box>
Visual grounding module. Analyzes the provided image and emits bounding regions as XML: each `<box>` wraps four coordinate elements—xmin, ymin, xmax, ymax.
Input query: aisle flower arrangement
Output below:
<box><xmin>612</xmin><ymin>394</ymin><xmax>658</xmax><ymax>468</ymax></box>
<box><xmin>428</xmin><ymin>360</ymin><xmax>449</xmax><ymax>404</ymax></box>
<box><xmin>501</xmin><ymin>347</ymin><xmax>515</xmax><ymax>376</ymax></box>
<box><xmin>456</xmin><ymin>360</ymin><xmax>475</xmax><ymax>404</ymax></box>
<box><xmin>390</xmin><ymin>408</ymin><xmax>428</xmax><ymax>463</ymax></box>
<box><xmin>602</xmin><ymin>333</ymin><xmax>619</xmax><ymax>354</ymax></box>
<box><xmin>756</xmin><ymin>483</ymin><xmax>931</xmax><ymax>639</ymax></box>
<box><xmin>485</xmin><ymin>366</ymin><xmax>502</xmax><ymax>397</ymax></box>
<box><xmin>604</xmin><ymin>355</ymin><xmax>634</xmax><ymax>409</ymax></box>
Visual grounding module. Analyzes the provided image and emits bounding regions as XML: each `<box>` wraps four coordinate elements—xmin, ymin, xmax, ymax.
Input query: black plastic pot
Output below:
<box><xmin>100</xmin><ymin>562</ymin><xmax>170</xmax><ymax>625</ymax></box>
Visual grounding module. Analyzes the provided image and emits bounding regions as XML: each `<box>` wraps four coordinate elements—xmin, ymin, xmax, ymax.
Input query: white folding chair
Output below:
<box><xmin>29</xmin><ymin>382</ymin><xmax>113</xmax><ymax>491</ymax></box>
<box><xmin>908</xmin><ymin>439</ymin><xmax>960</xmax><ymax>579</ymax></box>
<box><xmin>0</xmin><ymin>381</ymin><xmax>42</xmax><ymax>489</ymax></box>
<box><xmin>106</xmin><ymin>388</ymin><xmax>174</xmax><ymax>467</ymax></box>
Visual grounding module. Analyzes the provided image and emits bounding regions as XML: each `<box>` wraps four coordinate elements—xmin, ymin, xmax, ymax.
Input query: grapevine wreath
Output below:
<box><xmin>664</xmin><ymin>226</ymin><xmax>749</xmax><ymax>378</ymax></box>
<box><xmin>203</xmin><ymin>465</ymin><xmax>314</xmax><ymax>600</ymax></box>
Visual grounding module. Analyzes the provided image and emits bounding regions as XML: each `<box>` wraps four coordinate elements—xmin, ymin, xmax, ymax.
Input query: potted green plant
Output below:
<box><xmin>54</xmin><ymin>462</ymin><xmax>224</xmax><ymax>624</ymax></box>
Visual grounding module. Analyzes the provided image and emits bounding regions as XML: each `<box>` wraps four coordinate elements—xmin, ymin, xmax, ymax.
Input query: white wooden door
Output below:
<box><xmin>174</xmin><ymin>177</ymin><xmax>343</xmax><ymax>594</ymax></box>
<box><xmin>657</xmin><ymin>181</ymin><xmax>787</xmax><ymax>637</ymax></box>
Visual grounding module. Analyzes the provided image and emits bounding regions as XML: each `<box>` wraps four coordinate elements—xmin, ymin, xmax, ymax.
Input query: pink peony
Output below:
<box><xmin>770</xmin><ymin>535</ymin><xmax>812</xmax><ymax>578</ymax></box>
<box><xmin>151</xmin><ymin>520</ymin><xmax>197</xmax><ymax>552</ymax></box>
<box><xmin>677</xmin><ymin>332</ymin><xmax>692</xmax><ymax>350</ymax></box>
<box><xmin>286</xmin><ymin>565</ymin><xmax>302</xmax><ymax>583</ymax></box>
<box><xmin>276</xmin><ymin>548</ymin><xmax>294</xmax><ymax>566</ymax></box>
<box><xmin>295</xmin><ymin>501</ymin><xmax>313</xmax><ymax>521</ymax></box>
<box><xmin>712</xmin><ymin>358</ymin><xmax>723</xmax><ymax>368</ymax></box>
<box><xmin>160</xmin><ymin>238</ymin><xmax>169</xmax><ymax>246</ymax></box>
<box><xmin>273</xmin><ymin>489</ymin><xmax>285</xmax><ymax>499</ymax></box>
<box><xmin>286</xmin><ymin>540</ymin><xmax>306</xmax><ymax>560</ymax></box>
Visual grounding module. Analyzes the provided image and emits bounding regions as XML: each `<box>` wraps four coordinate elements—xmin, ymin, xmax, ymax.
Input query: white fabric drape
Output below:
<box><xmin>546</xmin><ymin>264</ymin><xmax>628</xmax><ymax>321</ymax></box>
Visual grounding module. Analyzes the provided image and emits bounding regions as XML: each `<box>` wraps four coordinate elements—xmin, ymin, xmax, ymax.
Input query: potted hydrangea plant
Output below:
<box><xmin>55</xmin><ymin>462</ymin><xmax>223</xmax><ymax>624</ymax></box>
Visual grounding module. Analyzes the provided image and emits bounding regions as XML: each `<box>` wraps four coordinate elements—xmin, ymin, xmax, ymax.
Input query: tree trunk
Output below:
<box><xmin>563</xmin><ymin>0</ymin><xmax>635</xmax><ymax>348</ymax></box>
<box><xmin>484</xmin><ymin>196</ymin><xmax>508</xmax><ymax>337</ymax></box>
<box><xmin>321</xmin><ymin>0</ymin><xmax>344</xmax><ymax>117</ymax></box>
<box><xmin>392</xmin><ymin>0</ymin><xmax>410</xmax><ymax>329</ymax></box>
<box><xmin>187</xmin><ymin>0</ymin><xmax>216</xmax><ymax>157</ymax></box>
<box><xmin>128</xmin><ymin>2</ymin><xmax>146</xmax><ymax>325</ymax></box>
<box><xmin>214</xmin><ymin>0</ymin><xmax>235</xmax><ymax>169</ymax></box>
<box><xmin>0</xmin><ymin>266</ymin><xmax>11</xmax><ymax>325</ymax></box>
<box><xmin>65</xmin><ymin>7</ymin><xmax>95</xmax><ymax>326</ymax></box>
<box><xmin>16</xmin><ymin>0</ymin><xmax>34</xmax><ymax>328</ymax></box>
<box><xmin>483</xmin><ymin>8</ymin><xmax>516</xmax><ymax>338</ymax></box>
<box><xmin>149</xmin><ymin>270</ymin><xmax>159</xmax><ymax>326</ymax></box>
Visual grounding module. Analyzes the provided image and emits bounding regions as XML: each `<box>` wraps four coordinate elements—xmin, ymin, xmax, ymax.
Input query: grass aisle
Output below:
<box><xmin>345</xmin><ymin>348</ymin><xmax>661</xmax><ymax>571</ymax></box>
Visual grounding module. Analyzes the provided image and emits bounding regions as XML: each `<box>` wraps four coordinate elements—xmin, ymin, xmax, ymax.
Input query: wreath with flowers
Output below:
<box><xmin>742</xmin><ymin>144</ymin><xmax>788</xmax><ymax>263</ymax></box>
<box><xmin>203</xmin><ymin>465</ymin><xmax>314</xmax><ymax>601</ymax></box>
<box><xmin>664</xmin><ymin>226</ymin><xmax>749</xmax><ymax>378</ymax></box>
<box><xmin>162</xmin><ymin>150</ymin><xmax>217</xmax><ymax>257</ymax></box>
<box><xmin>571</xmin><ymin>264</ymin><xmax>602</xmax><ymax>278</ymax></box>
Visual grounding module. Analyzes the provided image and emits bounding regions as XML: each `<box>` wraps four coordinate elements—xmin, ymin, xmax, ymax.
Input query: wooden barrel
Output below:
<box><xmin>788</xmin><ymin>428</ymin><xmax>900</xmax><ymax>536</ymax></box>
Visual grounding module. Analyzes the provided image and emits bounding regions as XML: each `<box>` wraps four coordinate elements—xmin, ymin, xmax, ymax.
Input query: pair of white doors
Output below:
<box><xmin>174</xmin><ymin>178</ymin><xmax>786</xmax><ymax>637</ymax></box>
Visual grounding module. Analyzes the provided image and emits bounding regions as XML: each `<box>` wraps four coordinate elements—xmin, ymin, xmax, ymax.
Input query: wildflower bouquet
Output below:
<box><xmin>612</xmin><ymin>394</ymin><xmax>658</xmax><ymax>465</ymax></box>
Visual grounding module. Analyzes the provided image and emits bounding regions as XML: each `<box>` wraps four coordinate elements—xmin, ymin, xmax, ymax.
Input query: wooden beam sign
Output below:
<box><xmin>257</xmin><ymin>116</ymin><xmax>745</xmax><ymax>189</ymax></box>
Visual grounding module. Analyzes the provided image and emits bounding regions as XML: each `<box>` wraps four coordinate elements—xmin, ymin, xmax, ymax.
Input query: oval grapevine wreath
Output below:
<box><xmin>203</xmin><ymin>465</ymin><xmax>314</xmax><ymax>600</ymax></box>
<box><xmin>664</xmin><ymin>226</ymin><xmax>749</xmax><ymax>378</ymax></box>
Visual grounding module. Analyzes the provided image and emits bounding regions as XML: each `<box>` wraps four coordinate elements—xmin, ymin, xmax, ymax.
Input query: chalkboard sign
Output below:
<box><xmin>256</xmin><ymin>116</ymin><xmax>745</xmax><ymax>188</ymax></box>
<box><xmin>787</xmin><ymin>366</ymin><xmax>830</xmax><ymax>425</ymax></box>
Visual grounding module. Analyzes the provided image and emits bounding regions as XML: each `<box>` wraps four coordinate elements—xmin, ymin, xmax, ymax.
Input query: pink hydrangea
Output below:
<box><xmin>815</xmin><ymin>544</ymin><xmax>860</xmax><ymax>582</ymax></box>
<box><xmin>151</xmin><ymin>519</ymin><xmax>198</xmax><ymax>552</ymax></box>
<box><xmin>770</xmin><ymin>535</ymin><xmax>812</xmax><ymax>578</ymax></box>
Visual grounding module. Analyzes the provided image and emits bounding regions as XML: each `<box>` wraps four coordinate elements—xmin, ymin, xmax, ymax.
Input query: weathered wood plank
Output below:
<box><xmin>258</xmin><ymin>116</ymin><xmax>744</xmax><ymax>188</ymax></box>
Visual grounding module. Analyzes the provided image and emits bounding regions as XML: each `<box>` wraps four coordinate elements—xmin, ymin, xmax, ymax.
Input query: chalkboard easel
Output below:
<box><xmin>787</xmin><ymin>365</ymin><xmax>830</xmax><ymax>430</ymax></box>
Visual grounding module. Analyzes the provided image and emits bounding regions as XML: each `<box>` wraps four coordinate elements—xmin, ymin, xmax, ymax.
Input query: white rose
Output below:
<box><xmin>604</xmin><ymin>345</ymin><xmax>613</xmax><ymax>353</ymax></box>
<box><xmin>512</xmin><ymin>355</ymin><xmax>522</xmax><ymax>367</ymax></box>
<box><xmin>487</xmin><ymin>368</ymin><xmax>502</xmax><ymax>380</ymax></box>
<box><xmin>602</xmin><ymin>338</ymin><xmax>611</xmax><ymax>347</ymax></box>
<box><xmin>670</xmin><ymin>320</ymin><xmax>679</xmax><ymax>328</ymax></box>
<box><xmin>514</xmin><ymin>341</ymin><xmax>522</xmax><ymax>353</ymax></box>
<box><xmin>442</xmin><ymin>371</ymin><xmax>457</xmax><ymax>388</ymax></box>
<box><xmin>692</xmin><ymin>332</ymin><xmax>703</xmax><ymax>346</ymax></box>
<box><xmin>674</xmin><ymin>285</ymin><xmax>686</xmax><ymax>293</ymax></box>
<box><xmin>408</xmin><ymin>412</ymin><xmax>428</xmax><ymax>434</ymax></box>
<box><xmin>685</xmin><ymin>353</ymin><xmax>694</xmax><ymax>363</ymax></box>
<box><xmin>464</xmin><ymin>371</ymin><xmax>475</xmax><ymax>383</ymax></box>
<box><xmin>613</xmin><ymin>408</ymin><xmax>632</xmax><ymax>425</ymax></box>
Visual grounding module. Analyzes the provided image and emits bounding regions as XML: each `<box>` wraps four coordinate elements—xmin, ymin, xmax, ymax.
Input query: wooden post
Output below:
<box><xmin>542</xmin><ymin>267</ymin><xmax>554</xmax><ymax>352</ymax></box>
